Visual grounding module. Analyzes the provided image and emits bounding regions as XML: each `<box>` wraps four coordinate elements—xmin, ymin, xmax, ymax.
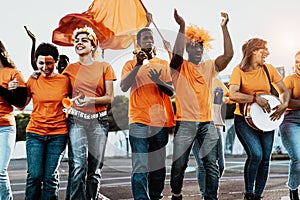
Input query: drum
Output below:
<box><xmin>243</xmin><ymin>94</ymin><xmax>284</xmax><ymax>131</ymax></box>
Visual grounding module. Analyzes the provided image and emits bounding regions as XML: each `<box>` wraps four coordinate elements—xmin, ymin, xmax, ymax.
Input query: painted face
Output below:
<box><xmin>36</xmin><ymin>55</ymin><xmax>56</xmax><ymax>77</ymax></box>
<box><xmin>74</xmin><ymin>33</ymin><xmax>93</xmax><ymax>56</ymax></box>
<box><xmin>253</xmin><ymin>46</ymin><xmax>269</xmax><ymax>66</ymax></box>
<box><xmin>138</xmin><ymin>31</ymin><xmax>154</xmax><ymax>52</ymax></box>
<box><xmin>295</xmin><ymin>54</ymin><xmax>300</xmax><ymax>75</ymax></box>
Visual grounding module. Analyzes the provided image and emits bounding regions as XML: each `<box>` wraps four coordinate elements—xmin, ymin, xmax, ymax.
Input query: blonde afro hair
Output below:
<box><xmin>185</xmin><ymin>24</ymin><xmax>213</xmax><ymax>50</ymax></box>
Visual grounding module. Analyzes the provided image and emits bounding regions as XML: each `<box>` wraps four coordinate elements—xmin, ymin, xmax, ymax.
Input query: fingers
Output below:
<box><xmin>174</xmin><ymin>8</ymin><xmax>184</xmax><ymax>25</ymax></box>
<box><xmin>8</xmin><ymin>78</ymin><xmax>19</xmax><ymax>90</ymax></box>
<box><xmin>221</xmin><ymin>12</ymin><xmax>229</xmax><ymax>25</ymax></box>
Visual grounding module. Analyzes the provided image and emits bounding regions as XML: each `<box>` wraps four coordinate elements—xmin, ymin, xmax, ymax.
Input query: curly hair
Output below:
<box><xmin>185</xmin><ymin>24</ymin><xmax>213</xmax><ymax>50</ymax></box>
<box><xmin>72</xmin><ymin>26</ymin><xmax>98</xmax><ymax>48</ymax></box>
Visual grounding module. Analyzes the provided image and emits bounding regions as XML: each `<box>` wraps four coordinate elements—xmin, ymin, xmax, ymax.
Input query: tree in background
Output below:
<box><xmin>108</xmin><ymin>95</ymin><xmax>129</xmax><ymax>131</ymax></box>
<box><xmin>15</xmin><ymin>113</ymin><xmax>30</xmax><ymax>141</ymax></box>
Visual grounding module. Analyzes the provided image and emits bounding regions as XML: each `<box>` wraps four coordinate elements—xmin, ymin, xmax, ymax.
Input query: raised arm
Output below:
<box><xmin>215</xmin><ymin>12</ymin><xmax>234</xmax><ymax>72</ymax></box>
<box><xmin>24</xmin><ymin>26</ymin><xmax>37</xmax><ymax>70</ymax></box>
<box><xmin>170</xmin><ymin>9</ymin><xmax>185</xmax><ymax>70</ymax></box>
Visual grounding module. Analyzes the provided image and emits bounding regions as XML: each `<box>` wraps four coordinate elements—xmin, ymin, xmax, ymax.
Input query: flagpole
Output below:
<box><xmin>139</xmin><ymin>0</ymin><xmax>166</xmax><ymax>41</ymax></box>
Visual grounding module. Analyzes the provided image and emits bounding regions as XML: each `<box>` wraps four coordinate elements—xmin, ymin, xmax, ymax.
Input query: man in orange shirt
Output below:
<box><xmin>120</xmin><ymin>27</ymin><xmax>175</xmax><ymax>200</ymax></box>
<box><xmin>169</xmin><ymin>9</ymin><xmax>233</xmax><ymax>200</ymax></box>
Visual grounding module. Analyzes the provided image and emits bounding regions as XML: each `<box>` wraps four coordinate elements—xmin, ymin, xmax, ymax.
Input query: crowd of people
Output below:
<box><xmin>0</xmin><ymin>8</ymin><xmax>299</xmax><ymax>200</ymax></box>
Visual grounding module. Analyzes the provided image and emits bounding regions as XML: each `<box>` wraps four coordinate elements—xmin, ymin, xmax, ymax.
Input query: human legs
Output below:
<box><xmin>86</xmin><ymin>116</ymin><xmax>108</xmax><ymax>199</ymax></box>
<box><xmin>234</xmin><ymin>115</ymin><xmax>274</xmax><ymax>197</ymax></box>
<box><xmin>25</xmin><ymin>132</ymin><xmax>46</xmax><ymax>200</ymax></box>
<box><xmin>196</xmin><ymin>122</ymin><xmax>219</xmax><ymax>200</ymax></box>
<box><xmin>170</xmin><ymin>121</ymin><xmax>197</xmax><ymax>196</ymax></box>
<box><xmin>148</xmin><ymin>127</ymin><xmax>169</xmax><ymax>200</ymax></box>
<box><xmin>192</xmin><ymin>140</ymin><xmax>206</xmax><ymax>197</ymax></box>
<box><xmin>67</xmin><ymin>118</ymin><xmax>89</xmax><ymax>200</ymax></box>
<box><xmin>280</xmin><ymin>122</ymin><xmax>300</xmax><ymax>191</ymax></box>
<box><xmin>0</xmin><ymin>126</ymin><xmax>15</xmax><ymax>200</ymax></box>
<box><xmin>129</xmin><ymin>123</ymin><xmax>151</xmax><ymax>200</ymax></box>
<box><xmin>42</xmin><ymin>134</ymin><xmax>67</xmax><ymax>200</ymax></box>
<box><xmin>67</xmin><ymin>116</ymin><xmax>108</xmax><ymax>200</ymax></box>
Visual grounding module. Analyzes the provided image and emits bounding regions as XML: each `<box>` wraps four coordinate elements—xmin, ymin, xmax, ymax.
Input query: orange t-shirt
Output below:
<box><xmin>26</xmin><ymin>74</ymin><xmax>70</xmax><ymax>135</ymax></box>
<box><xmin>121</xmin><ymin>57</ymin><xmax>175</xmax><ymax>127</ymax></box>
<box><xmin>63</xmin><ymin>61</ymin><xmax>116</xmax><ymax>113</ymax></box>
<box><xmin>284</xmin><ymin>73</ymin><xmax>300</xmax><ymax>111</ymax></box>
<box><xmin>0</xmin><ymin>68</ymin><xmax>26</xmax><ymax>126</ymax></box>
<box><xmin>229</xmin><ymin>63</ymin><xmax>282</xmax><ymax>115</ymax></box>
<box><xmin>172</xmin><ymin>59</ymin><xmax>217</xmax><ymax>122</ymax></box>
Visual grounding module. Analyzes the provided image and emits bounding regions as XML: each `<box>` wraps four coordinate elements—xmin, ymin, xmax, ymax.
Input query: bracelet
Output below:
<box><xmin>252</xmin><ymin>93</ymin><xmax>257</xmax><ymax>103</ymax></box>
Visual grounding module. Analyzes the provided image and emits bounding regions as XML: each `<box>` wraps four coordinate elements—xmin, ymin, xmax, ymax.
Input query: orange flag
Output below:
<box><xmin>52</xmin><ymin>0</ymin><xmax>148</xmax><ymax>50</ymax></box>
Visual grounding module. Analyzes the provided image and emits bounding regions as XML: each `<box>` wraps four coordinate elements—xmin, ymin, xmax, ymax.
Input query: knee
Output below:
<box><xmin>250</xmin><ymin>152</ymin><xmax>263</xmax><ymax>162</ymax></box>
<box><xmin>171</xmin><ymin>160</ymin><xmax>188</xmax><ymax>174</ymax></box>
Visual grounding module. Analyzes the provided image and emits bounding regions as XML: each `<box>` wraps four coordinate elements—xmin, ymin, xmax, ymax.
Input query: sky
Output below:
<box><xmin>1</xmin><ymin>0</ymin><xmax>300</xmax><ymax>96</ymax></box>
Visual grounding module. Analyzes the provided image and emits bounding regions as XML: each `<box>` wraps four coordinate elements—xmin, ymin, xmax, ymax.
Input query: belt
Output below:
<box><xmin>62</xmin><ymin>107</ymin><xmax>107</xmax><ymax>119</ymax></box>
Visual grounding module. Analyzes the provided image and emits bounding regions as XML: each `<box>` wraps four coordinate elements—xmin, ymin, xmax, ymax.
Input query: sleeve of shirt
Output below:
<box><xmin>283</xmin><ymin>76</ymin><xmax>293</xmax><ymax>90</ymax></box>
<box><xmin>228</xmin><ymin>67</ymin><xmax>241</xmax><ymax>86</ymax></box>
<box><xmin>104</xmin><ymin>64</ymin><xmax>117</xmax><ymax>81</ymax></box>
<box><xmin>121</xmin><ymin>60</ymin><xmax>135</xmax><ymax>79</ymax></box>
<box><xmin>13</xmin><ymin>70</ymin><xmax>26</xmax><ymax>87</ymax></box>
<box><xmin>266</xmin><ymin>63</ymin><xmax>283</xmax><ymax>83</ymax></box>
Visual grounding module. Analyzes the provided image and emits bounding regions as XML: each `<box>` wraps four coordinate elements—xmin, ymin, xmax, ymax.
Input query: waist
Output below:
<box><xmin>62</xmin><ymin>107</ymin><xmax>107</xmax><ymax>119</ymax></box>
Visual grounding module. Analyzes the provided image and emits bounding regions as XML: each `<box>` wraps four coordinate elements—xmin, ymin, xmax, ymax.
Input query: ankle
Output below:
<box><xmin>253</xmin><ymin>194</ymin><xmax>263</xmax><ymax>200</ymax></box>
<box><xmin>290</xmin><ymin>189</ymin><xmax>299</xmax><ymax>200</ymax></box>
<box><xmin>244</xmin><ymin>193</ymin><xmax>254</xmax><ymax>200</ymax></box>
<box><xmin>171</xmin><ymin>193</ymin><xmax>182</xmax><ymax>200</ymax></box>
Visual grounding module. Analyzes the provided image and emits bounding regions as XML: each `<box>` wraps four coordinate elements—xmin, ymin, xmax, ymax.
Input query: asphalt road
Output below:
<box><xmin>8</xmin><ymin>155</ymin><xmax>291</xmax><ymax>200</ymax></box>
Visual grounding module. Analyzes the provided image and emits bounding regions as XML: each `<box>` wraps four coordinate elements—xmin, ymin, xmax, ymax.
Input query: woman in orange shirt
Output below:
<box><xmin>229</xmin><ymin>38</ymin><xmax>290</xmax><ymax>200</ymax></box>
<box><xmin>0</xmin><ymin>40</ymin><xmax>27</xmax><ymax>200</ymax></box>
<box><xmin>22</xmin><ymin>43</ymin><xmax>70</xmax><ymax>199</ymax></box>
<box><xmin>279</xmin><ymin>51</ymin><xmax>300</xmax><ymax>200</ymax></box>
<box><xmin>63</xmin><ymin>26</ymin><xmax>116</xmax><ymax>199</ymax></box>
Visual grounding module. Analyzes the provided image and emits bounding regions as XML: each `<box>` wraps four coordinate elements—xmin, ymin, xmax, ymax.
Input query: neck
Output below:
<box><xmin>79</xmin><ymin>54</ymin><xmax>94</xmax><ymax>65</ymax></box>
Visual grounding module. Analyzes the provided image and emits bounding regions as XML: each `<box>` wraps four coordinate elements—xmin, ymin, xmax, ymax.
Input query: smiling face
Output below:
<box><xmin>74</xmin><ymin>33</ymin><xmax>94</xmax><ymax>56</ymax></box>
<box><xmin>295</xmin><ymin>52</ymin><xmax>300</xmax><ymax>75</ymax></box>
<box><xmin>37</xmin><ymin>55</ymin><xmax>56</xmax><ymax>77</ymax></box>
<box><xmin>252</xmin><ymin>45</ymin><xmax>269</xmax><ymax>66</ymax></box>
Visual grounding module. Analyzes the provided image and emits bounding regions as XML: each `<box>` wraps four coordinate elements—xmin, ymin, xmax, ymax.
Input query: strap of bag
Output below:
<box><xmin>262</xmin><ymin>64</ymin><xmax>279</xmax><ymax>96</ymax></box>
<box><xmin>262</xmin><ymin>64</ymin><xmax>272</xmax><ymax>90</ymax></box>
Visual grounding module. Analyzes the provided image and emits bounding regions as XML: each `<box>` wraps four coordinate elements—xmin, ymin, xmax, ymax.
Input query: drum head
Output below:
<box><xmin>250</xmin><ymin>94</ymin><xmax>284</xmax><ymax>131</ymax></box>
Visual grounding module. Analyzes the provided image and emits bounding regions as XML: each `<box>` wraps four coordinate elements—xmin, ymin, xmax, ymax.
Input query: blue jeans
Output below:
<box><xmin>0</xmin><ymin>126</ymin><xmax>15</xmax><ymax>200</ymax></box>
<box><xmin>129</xmin><ymin>123</ymin><xmax>169</xmax><ymax>200</ymax></box>
<box><xmin>170</xmin><ymin>121</ymin><xmax>219</xmax><ymax>200</ymax></box>
<box><xmin>192</xmin><ymin>126</ymin><xmax>225</xmax><ymax>197</ymax></box>
<box><xmin>234</xmin><ymin>115</ymin><xmax>274</xmax><ymax>196</ymax></box>
<box><xmin>25</xmin><ymin>132</ymin><xmax>67</xmax><ymax>200</ymax></box>
<box><xmin>279</xmin><ymin>110</ymin><xmax>300</xmax><ymax>190</ymax></box>
<box><xmin>66</xmin><ymin>115</ymin><xmax>108</xmax><ymax>200</ymax></box>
